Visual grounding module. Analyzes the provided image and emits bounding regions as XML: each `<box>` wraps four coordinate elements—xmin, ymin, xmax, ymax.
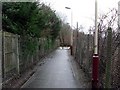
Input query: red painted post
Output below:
<box><xmin>92</xmin><ymin>0</ymin><xmax>99</xmax><ymax>88</ymax></box>
<box><xmin>92</xmin><ymin>54</ymin><xmax>99</xmax><ymax>88</ymax></box>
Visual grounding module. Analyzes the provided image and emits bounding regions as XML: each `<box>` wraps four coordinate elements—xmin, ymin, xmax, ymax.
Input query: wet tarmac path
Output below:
<box><xmin>22</xmin><ymin>48</ymin><xmax>81</xmax><ymax>88</ymax></box>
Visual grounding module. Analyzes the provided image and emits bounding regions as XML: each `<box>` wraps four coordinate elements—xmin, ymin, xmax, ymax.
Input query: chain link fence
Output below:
<box><xmin>73</xmin><ymin>29</ymin><xmax>120</xmax><ymax>88</ymax></box>
<box><xmin>73</xmin><ymin>31</ymin><xmax>94</xmax><ymax>78</ymax></box>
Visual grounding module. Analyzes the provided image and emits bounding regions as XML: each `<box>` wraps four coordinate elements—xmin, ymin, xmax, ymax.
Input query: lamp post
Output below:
<box><xmin>65</xmin><ymin>7</ymin><xmax>73</xmax><ymax>55</ymax></box>
<box><xmin>65</xmin><ymin>7</ymin><xmax>72</xmax><ymax>27</ymax></box>
<box><xmin>92</xmin><ymin>0</ymin><xmax>99</xmax><ymax>88</ymax></box>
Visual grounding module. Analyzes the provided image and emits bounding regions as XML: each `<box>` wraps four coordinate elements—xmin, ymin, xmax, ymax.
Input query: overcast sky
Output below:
<box><xmin>40</xmin><ymin>0</ymin><xmax>120</xmax><ymax>33</ymax></box>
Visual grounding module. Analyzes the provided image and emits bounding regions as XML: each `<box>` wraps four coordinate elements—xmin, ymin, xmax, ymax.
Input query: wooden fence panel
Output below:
<box><xmin>3</xmin><ymin>32</ymin><xmax>19</xmax><ymax>80</ymax></box>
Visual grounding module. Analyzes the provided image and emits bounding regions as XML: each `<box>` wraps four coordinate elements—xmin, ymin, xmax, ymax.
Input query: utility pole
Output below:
<box><xmin>92</xmin><ymin>0</ymin><xmax>99</xmax><ymax>88</ymax></box>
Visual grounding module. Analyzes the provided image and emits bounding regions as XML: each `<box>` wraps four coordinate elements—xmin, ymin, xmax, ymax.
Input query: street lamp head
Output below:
<box><xmin>66</xmin><ymin>23</ymin><xmax>70</xmax><ymax>25</ymax></box>
<box><xmin>65</xmin><ymin>7</ymin><xmax>71</xmax><ymax>9</ymax></box>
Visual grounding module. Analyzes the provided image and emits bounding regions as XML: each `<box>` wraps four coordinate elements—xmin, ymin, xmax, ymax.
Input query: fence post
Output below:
<box><xmin>105</xmin><ymin>27</ymin><xmax>112</xmax><ymax>88</ymax></box>
<box><xmin>16</xmin><ymin>35</ymin><xmax>20</xmax><ymax>75</ymax></box>
<box><xmin>2</xmin><ymin>31</ymin><xmax>5</xmax><ymax>79</ymax></box>
<box><xmin>75</xmin><ymin>23</ymin><xmax>79</xmax><ymax>59</ymax></box>
<box><xmin>0</xmin><ymin>31</ymin><xmax>2</xmax><ymax>88</ymax></box>
<box><xmin>117</xmin><ymin>38</ymin><xmax>120</xmax><ymax>87</ymax></box>
<box><xmin>87</xmin><ymin>33</ymin><xmax>90</xmax><ymax>69</ymax></box>
<box><xmin>0</xmin><ymin>2</ymin><xmax>2</xmax><ymax>89</ymax></box>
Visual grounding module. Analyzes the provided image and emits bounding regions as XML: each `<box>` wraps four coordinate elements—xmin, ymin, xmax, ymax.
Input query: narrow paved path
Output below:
<box><xmin>22</xmin><ymin>48</ymin><xmax>81</xmax><ymax>88</ymax></box>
